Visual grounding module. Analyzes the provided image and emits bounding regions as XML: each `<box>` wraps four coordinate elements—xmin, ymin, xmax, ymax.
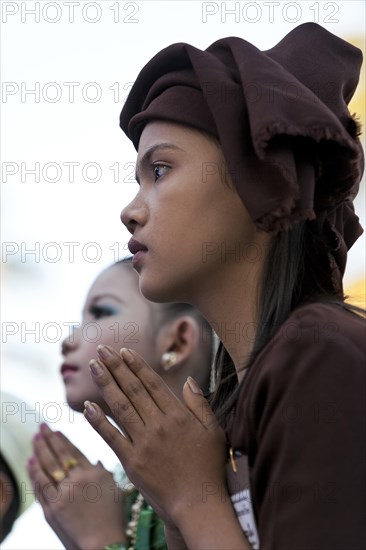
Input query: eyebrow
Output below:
<box><xmin>135</xmin><ymin>142</ymin><xmax>185</xmax><ymax>183</ymax></box>
<box><xmin>90</xmin><ymin>294</ymin><xmax>126</xmax><ymax>305</ymax></box>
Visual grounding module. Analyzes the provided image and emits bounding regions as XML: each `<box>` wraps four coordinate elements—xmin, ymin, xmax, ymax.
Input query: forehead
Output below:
<box><xmin>140</xmin><ymin>120</ymin><xmax>194</xmax><ymax>141</ymax></box>
<box><xmin>87</xmin><ymin>265</ymin><xmax>136</xmax><ymax>298</ymax></box>
<box><xmin>138</xmin><ymin>121</ymin><xmax>220</xmax><ymax>157</ymax></box>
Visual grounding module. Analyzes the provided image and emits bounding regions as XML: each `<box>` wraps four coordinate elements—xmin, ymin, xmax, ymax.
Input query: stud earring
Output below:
<box><xmin>161</xmin><ymin>351</ymin><xmax>178</xmax><ymax>370</ymax></box>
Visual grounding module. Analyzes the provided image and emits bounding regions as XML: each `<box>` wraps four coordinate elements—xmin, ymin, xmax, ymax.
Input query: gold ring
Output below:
<box><xmin>51</xmin><ymin>469</ymin><xmax>66</xmax><ymax>483</ymax></box>
<box><xmin>62</xmin><ymin>458</ymin><xmax>79</xmax><ymax>472</ymax></box>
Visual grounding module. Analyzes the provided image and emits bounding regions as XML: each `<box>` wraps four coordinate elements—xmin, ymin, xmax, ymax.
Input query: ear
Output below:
<box><xmin>158</xmin><ymin>316</ymin><xmax>199</xmax><ymax>369</ymax></box>
<box><xmin>0</xmin><ymin>471</ymin><xmax>15</xmax><ymax>519</ymax></box>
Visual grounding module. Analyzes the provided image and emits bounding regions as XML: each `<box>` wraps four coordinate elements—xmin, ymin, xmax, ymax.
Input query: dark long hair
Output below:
<box><xmin>0</xmin><ymin>454</ymin><xmax>20</xmax><ymax>542</ymax></box>
<box><xmin>210</xmin><ymin>219</ymin><xmax>360</xmax><ymax>420</ymax></box>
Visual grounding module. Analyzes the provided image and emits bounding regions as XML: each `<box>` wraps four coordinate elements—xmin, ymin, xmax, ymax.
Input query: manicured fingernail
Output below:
<box><xmin>34</xmin><ymin>432</ymin><xmax>43</xmax><ymax>441</ymax></box>
<box><xmin>187</xmin><ymin>376</ymin><xmax>203</xmax><ymax>395</ymax></box>
<box><xmin>84</xmin><ymin>400</ymin><xmax>97</xmax><ymax>417</ymax></box>
<box><xmin>40</xmin><ymin>422</ymin><xmax>49</xmax><ymax>432</ymax></box>
<box><xmin>89</xmin><ymin>359</ymin><xmax>103</xmax><ymax>375</ymax></box>
<box><xmin>120</xmin><ymin>348</ymin><xmax>133</xmax><ymax>364</ymax></box>
<box><xmin>28</xmin><ymin>457</ymin><xmax>36</xmax><ymax>466</ymax></box>
<box><xmin>97</xmin><ymin>344</ymin><xmax>112</xmax><ymax>360</ymax></box>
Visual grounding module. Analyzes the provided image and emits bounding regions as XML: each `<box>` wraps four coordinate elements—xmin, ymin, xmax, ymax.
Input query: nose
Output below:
<box><xmin>120</xmin><ymin>193</ymin><xmax>148</xmax><ymax>235</ymax></box>
<box><xmin>61</xmin><ymin>326</ymin><xmax>80</xmax><ymax>356</ymax></box>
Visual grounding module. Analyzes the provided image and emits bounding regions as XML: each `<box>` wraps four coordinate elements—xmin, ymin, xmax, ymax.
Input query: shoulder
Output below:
<box><xmin>272</xmin><ymin>301</ymin><xmax>365</xmax><ymax>349</ymax></box>
<box><xmin>286</xmin><ymin>300</ymin><xmax>365</xmax><ymax>330</ymax></box>
<box><xmin>257</xmin><ymin>301</ymin><xmax>365</xmax><ymax>375</ymax></box>
<box><xmin>228</xmin><ymin>303</ymin><xmax>366</xmax><ymax>549</ymax></box>
<box><xmin>233</xmin><ymin>302</ymin><xmax>365</xmax><ymax>442</ymax></box>
<box><xmin>255</xmin><ymin>300</ymin><xmax>365</xmax><ymax>385</ymax></box>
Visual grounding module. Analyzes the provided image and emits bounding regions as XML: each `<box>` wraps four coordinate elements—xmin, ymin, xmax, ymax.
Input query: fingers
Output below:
<box><xmin>119</xmin><ymin>348</ymin><xmax>181</xmax><ymax>411</ymax></box>
<box><xmin>33</xmin><ymin>424</ymin><xmax>88</xmax><ymax>484</ymax></box>
<box><xmin>27</xmin><ymin>454</ymin><xmax>83</xmax><ymax>550</ymax></box>
<box><xmin>183</xmin><ymin>377</ymin><xmax>219</xmax><ymax>431</ymax></box>
<box><xmin>83</xmin><ymin>400</ymin><xmax>132</xmax><ymax>458</ymax></box>
<box><xmin>94</xmin><ymin>345</ymin><xmax>179</xmax><ymax>416</ymax></box>
<box><xmin>33</xmin><ymin>431</ymin><xmax>66</xmax><ymax>483</ymax></box>
<box><xmin>90</xmin><ymin>348</ymin><xmax>165</xmax><ymax>427</ymax></box>
<box><xmin>27</xmin><ymin>455</ymin><xmax>59</xmax><ymax>505</ymax></box>
<box><xmin>39</xmin><ymin>423</ymin><xmax>90</xmax><ymax>470</ymax></box>
<box><xmin>89</xmin><ymin>358</ymin><xmax>146</xmax><ymax>440</ymax></box>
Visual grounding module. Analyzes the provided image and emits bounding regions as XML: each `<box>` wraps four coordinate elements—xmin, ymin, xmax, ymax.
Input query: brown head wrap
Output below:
<box><xmin>120</xmin><ymin>23</ymin><xmax>364</xmax><ymax>285</ymax></box>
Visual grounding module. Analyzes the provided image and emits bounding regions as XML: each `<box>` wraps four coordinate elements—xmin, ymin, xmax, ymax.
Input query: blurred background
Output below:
<box><xmin>1</xmin><ymin>1</ymin><xmax>365</xmax><ymax>547</ymax></box>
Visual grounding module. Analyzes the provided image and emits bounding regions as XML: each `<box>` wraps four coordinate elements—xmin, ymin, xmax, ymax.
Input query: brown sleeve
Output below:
<box><xmin>246</xmin><ymin>319</ymin><xmax>365</xmax><ymax>550</ymax></box>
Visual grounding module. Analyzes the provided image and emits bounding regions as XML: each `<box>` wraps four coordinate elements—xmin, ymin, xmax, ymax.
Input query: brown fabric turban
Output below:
<box><xmin>120</xmin><ymin>23</ymin><xmax>364</xmax><ymax>283</ymax></box>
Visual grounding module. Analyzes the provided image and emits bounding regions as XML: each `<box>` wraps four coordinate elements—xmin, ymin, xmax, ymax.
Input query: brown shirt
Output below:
<box><xmin>227</xmin><ymin>302</ymin><xmax>366</xmax><ymax>550</ymax></box>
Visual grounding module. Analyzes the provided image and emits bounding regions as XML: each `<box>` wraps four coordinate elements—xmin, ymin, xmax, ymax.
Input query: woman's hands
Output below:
<box><xmin>84</xmin><ymin>346</ymin><xmax>250</xmax><ymax>549</ymax></box>
<box><xmin>27</xmin><ymin>424</ymin><xmax>126</xmax><ymax>550</ymax></box>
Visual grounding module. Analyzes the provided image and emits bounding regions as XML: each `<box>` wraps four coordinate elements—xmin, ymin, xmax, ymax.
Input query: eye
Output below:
<box><xmin>153</xmin><ymin>164</ymin><xmax>169</xmax><ymax>181</ymax></box>
<box><xmin>89</xmin><ymin>305</ymin><xmax>118</xmax><ymax>320</ymax></box>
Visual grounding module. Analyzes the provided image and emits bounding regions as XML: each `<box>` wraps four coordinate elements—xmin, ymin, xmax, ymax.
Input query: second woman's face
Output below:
<box><xmin>121</xmin><ymin>121</ymin><xmax>255</xmax><ymax>304</ymax></box>
<box><xmin>60</xmin><ymin>265</ymin><xmax>159</xmax><ymax>413</ymax></box>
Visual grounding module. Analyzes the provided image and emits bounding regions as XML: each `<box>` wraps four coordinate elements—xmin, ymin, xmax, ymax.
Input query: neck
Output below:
<box><xmin>193</xmin><ymin>252</ymin><xmax>265</xmax><ymax>383</ymax></box>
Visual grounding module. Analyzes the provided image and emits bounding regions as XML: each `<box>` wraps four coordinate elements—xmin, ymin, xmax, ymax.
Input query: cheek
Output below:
<box><xmin>103</xmin><ymin>311</ymin><xmax>157</xmax><ymax>364</ymax></box>
<box><xmin>76</xmin><ymin>323</ymin><xmax>114</xmax><ymax>363</ymax></box>
<box><xmin>86</xmin><ymin>319</ymin><xmax>130</xmax><ymax>352</ymax></box>
<box><xmin>76</xmin><ymin>339</ymin><xmax>99</xmax><ymax>364</ymax></box>
<box><xmin>149</xmin><ymin>189</ymin><xmax>207</xmax><ymax>258</ymax></box>
<box><xmin>98</xmin><ymin>316</ymin><xmax>144</xmax><ymax>353</ymax></box>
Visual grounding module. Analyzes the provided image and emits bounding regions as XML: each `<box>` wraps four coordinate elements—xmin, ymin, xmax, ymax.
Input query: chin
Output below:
<box><xmin>66</xmin><ymin>392</ymin><xmax>111</xmax><ymax>417</ymax></box>
<box><xmin>66</xmin><ymin>399</ymin><xmax>85</xmax><ymax>413</ymax></box>
<box><xmin>139</xmin><ymin>274</ymin><xmax>188</xmax><ymax>304</ymax></box>
<box><xmin>139</xmin><ymin>279</ymin><xmax>168</xmax><ymax>303</ymax></box>
<box><xmin>65</xmin><ymin>390</ymin><xmax>93</xmax><ymax>413</ymax></box>
<box><xmin>65</xmin><ymin>393</ymin><xmax>85</xmax><ymax>413</ymax></box>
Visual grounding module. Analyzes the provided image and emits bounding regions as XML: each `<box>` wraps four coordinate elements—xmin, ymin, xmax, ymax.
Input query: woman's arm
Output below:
<box><xmin>168</xmin><ymin>498</ymin><xmax>251</xmax><ymax>549</ymax></box>
<box><xmin>84</xmin><ymin>346</ymin><xmax>251</xmax><ymax>549</ymax></box>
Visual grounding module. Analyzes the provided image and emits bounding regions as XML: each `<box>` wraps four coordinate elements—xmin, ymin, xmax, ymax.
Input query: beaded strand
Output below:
<box><xmin>126</xmin><ymin>492</ymin><xmax>145</xmax><ymax>550</ymax></box>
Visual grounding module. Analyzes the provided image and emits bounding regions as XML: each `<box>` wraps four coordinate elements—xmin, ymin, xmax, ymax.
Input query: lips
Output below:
<box><xmin>60</xmin><ymin>363</ymin><xmax>79</xmax><ymax>379</ymax></box>
<box><xmin>128</xmin><ymin>238</ymin><xmax>148</xmax><ymax>267</ymax></box>
<box><xmin>128</xmin><ymin>238</ymin><xmax>148</xmax><ymax>255</ymax></box>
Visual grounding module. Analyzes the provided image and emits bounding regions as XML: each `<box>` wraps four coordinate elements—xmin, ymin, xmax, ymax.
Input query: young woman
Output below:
<box><xmin>27</xmin><ymin>258</ymin><xmax>215</xmax><ymax>550</ymax></box>
<box><xmin>83</xmin><ymin>23</ymin><xmax>365</xmax><ymax>550</ymax></box>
